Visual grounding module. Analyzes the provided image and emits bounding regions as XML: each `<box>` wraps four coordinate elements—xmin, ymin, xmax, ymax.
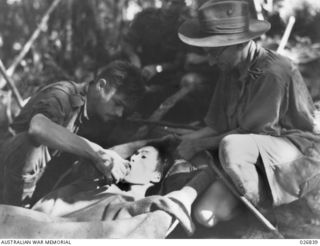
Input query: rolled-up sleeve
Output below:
<box><xmin>31</xmin><ymin>89</ymin><xmax>73</xmax><ymax>126</ymax></box>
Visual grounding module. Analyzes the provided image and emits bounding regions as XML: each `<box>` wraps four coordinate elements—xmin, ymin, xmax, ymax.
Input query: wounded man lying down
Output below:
<box><xmin>32</xmin><ymin>141</ymin><xmax>176</xmax><ymax>217</ymax></box>
<box><xmin>0</xmin><ymin>139</ymin><xmax>213</xmax><ymax>238</ymax></box>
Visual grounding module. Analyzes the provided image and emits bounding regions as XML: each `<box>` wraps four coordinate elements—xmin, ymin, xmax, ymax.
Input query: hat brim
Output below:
<box><xmin>178</xmin><ymin>18</ymin><xmax>270</xmax><ymax>47</ymax></box>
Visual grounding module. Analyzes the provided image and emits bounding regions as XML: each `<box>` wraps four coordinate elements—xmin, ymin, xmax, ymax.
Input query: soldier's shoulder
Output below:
<box><xmin>255</xmin><ymin>48</ymin><xmax>294</xmax><ymax>83</ymax></box>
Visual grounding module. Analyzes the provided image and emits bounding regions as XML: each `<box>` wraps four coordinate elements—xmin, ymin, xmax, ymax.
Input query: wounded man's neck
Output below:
<box><xmin>124</xmin><ymin>183</ymin><xmax>155</xmax><ymax>200</ymax></box>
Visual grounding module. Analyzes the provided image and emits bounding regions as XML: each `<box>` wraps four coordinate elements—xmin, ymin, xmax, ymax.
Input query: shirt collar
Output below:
<box><xmin>81</xmin><ymin>83</ymin><xmax>89</xmax><ymax>121</ymax></box>
<box><xmin>235</xmin><ymin>41</ymin><xmax>263</xmax><ymax>83</ymax></box>
<box><xmin>74</xmin><ymin>82</ymin><xmax>89</xmax><ymax>121</ymax></box>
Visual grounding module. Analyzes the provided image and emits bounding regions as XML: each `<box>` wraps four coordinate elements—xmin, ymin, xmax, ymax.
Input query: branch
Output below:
<box><xmin>277</xmin><ymin>16</ymin><xmax>296</xmax><ymax>54</ymax></box>
<box><xmin>131</xmin><ymin>85</ymin><xmax>194</xmax><ymax>140</ymax></box>
<box><xmin>0</xmin><ymin>0</ymin><xmax>62</xmax><ymax>88</ymax></box>
<box><xmin>0</xmin><ymin>59</ymin><xmax>23</xmax><ymax>108</ymax></box>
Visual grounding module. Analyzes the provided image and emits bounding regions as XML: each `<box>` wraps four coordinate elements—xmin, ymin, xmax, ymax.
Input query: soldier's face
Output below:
<box><xmin>204</xmin><ymin>45</ymin><xmax>242</xmax><ymax>71</ymax></box>
<box><xmin>90</xmin><ymin>79</ymin><xmax>128</xmax><ymax>122</ymax></box>
<box><xmin>98</xmin><ymin>90</ymin><xmax>127</xmax><ymax>122</ymax></box>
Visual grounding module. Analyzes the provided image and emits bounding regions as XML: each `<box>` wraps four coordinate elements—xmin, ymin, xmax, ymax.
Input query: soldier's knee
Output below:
<box><xmin>219</xmin><ymin>134</ymin><xmax>259</xmax><ymax>172</ymax></box>
<box><xmin>219</xmin><ymin>135</ymin><xmax>241</xmax><ymax>170</ymax></box>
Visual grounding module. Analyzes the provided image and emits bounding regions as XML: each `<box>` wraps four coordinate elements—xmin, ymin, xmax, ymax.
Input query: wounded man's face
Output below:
<box><xmin>123</xmin><ymin>146</ymin><xmax>162</xmax><ymax>185</ymax></box>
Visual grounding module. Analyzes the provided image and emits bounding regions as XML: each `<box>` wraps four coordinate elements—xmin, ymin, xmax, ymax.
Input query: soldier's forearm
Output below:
<box><xmin>196</xmin><ymin>128</ymin><xmax>242</xmax><ymax>152</ymax></box>
<box><xmin>182</xmin><ymin>126</ymin><xmax>217</xmax><ymax>140</ymax></box>
<box><xmin>28</xmin><ymin>113</ymin><xmax>103</xmax><ymax>164</ymax></box>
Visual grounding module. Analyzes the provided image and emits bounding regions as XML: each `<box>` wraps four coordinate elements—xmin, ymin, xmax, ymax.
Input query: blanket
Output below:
<box><xmin>0</xmin><ymin>150</ymin><xmax>215</xmax><ymax>238</ymax></box>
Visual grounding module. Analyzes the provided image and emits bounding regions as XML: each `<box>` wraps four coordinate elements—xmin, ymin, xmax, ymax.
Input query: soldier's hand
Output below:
<box><xmin>96</xmin><ymin>150</ymin><xmax>131</xmax><ymax>183</ymax></box>
<box><xmin>176</xmin><ymin>139</ymin><xmax>200</xmax><ymax>161</ymax></box>
<box><xmin>111</xmin><ymin>157</ymin><xmax>131</xmax><ymax>183</ymax></box>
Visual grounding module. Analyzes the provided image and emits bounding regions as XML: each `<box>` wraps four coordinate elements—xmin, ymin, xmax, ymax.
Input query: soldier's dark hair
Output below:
<box><xmin>96</xmin><ymin>60</ymin><xmax>145</xmax><ymax>108</ymax></box>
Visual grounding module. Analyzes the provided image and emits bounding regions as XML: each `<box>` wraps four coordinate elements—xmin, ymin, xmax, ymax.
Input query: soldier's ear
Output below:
<box><xmin>97</xmin><ymin>78</ymin><xmax>107</xmax><ymax>91</ymax></box>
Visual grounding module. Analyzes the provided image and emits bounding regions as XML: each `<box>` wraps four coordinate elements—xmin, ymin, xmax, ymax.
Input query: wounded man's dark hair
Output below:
<box><xmin>142</xmin><ymin>138</ymin><xmax>176</xmax><ymax>196</ymax></box>
<box><xmin>147</xmin><ymin>138</ymin><xmax>175</xmax><ymax>177</ymax></box>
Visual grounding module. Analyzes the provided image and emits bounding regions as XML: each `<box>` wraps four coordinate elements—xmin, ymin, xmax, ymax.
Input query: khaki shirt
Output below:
<box><xmin>12</xmin><ymin>81</ymin><xmax>88</xmax><ymax>134</ymax></box>
<box><xmin>205</xmin><ymin>41</ymin><xmax>320</xmax><ymax>204</ymax></box>
<box><xmin>0</xmin><ymin>81</ymin><xmax>89</xmax><ymax>205</ymax></box>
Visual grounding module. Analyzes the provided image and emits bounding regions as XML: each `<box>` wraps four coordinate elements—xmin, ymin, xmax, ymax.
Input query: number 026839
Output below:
<box><xmin>300</xmin><ymin>240</ymin><xmax>319</xmax><ymax>245</ymax></box>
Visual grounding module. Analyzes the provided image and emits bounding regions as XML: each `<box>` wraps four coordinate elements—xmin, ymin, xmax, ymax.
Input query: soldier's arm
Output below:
<box><xmin>193</xmin><ymin>128</ymin><xmax>243</xmax><ymax>152</ymax></box>
<box><xmin>29</xmin><ymin>114</ymin><xmax>102</xmax><ymax>162</ymax></box>
<box><xmin>181</xmin><ymin>126</ymin><xmax>217</xmax><ymax>140</ymax></box>
<box><xmin>28</xmin><ymin>114</ymin><xmax>129</xmax><ymax>182</ymax></box>
<box><xmin>177</xmin><ymin>128</ymin><xmax>242</xmax><ymax>160</ymax></box>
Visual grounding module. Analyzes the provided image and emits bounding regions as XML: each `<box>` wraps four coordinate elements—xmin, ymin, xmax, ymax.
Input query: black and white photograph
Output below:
<box><xmin>0</xmin><ymin>0</ymin><xmax>319</xmax><ymax>242</ymax></box>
